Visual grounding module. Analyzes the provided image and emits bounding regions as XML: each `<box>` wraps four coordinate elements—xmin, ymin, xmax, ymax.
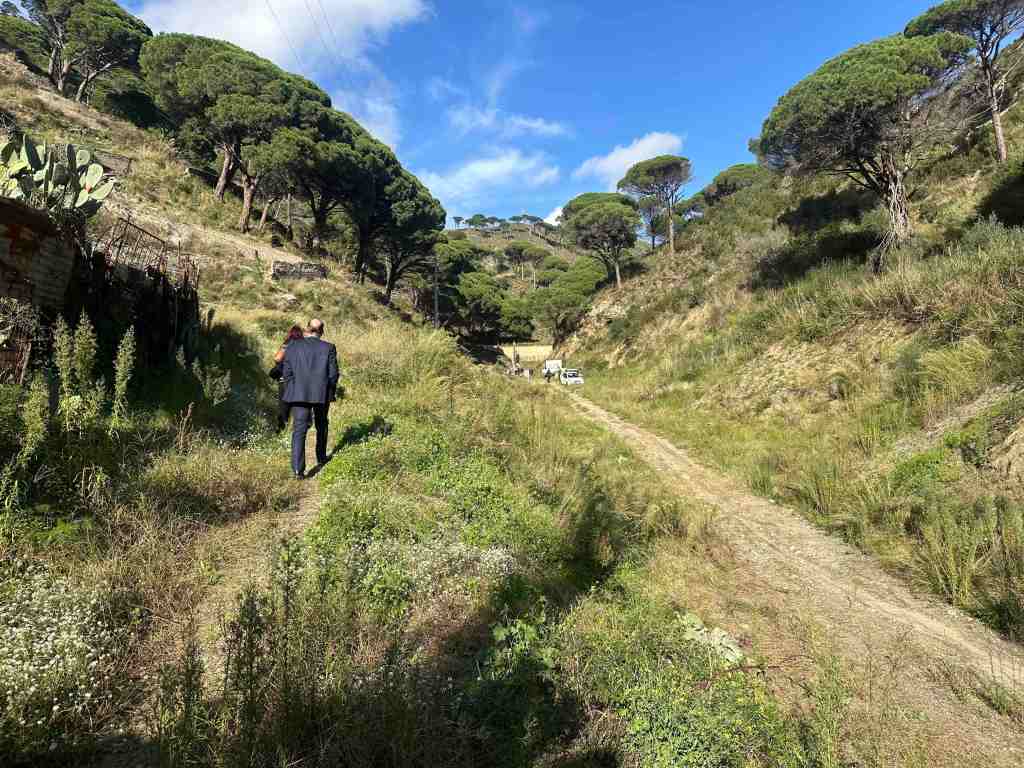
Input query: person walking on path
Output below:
<box><xmin>281</xmin><ymin>318</ymin><xmax>339</xmax><ymax>479</ymax></box>
<box><xmin>269</xmin><ymin>325</ymin><xmax>305</xmax><ymax>432</ymax></box>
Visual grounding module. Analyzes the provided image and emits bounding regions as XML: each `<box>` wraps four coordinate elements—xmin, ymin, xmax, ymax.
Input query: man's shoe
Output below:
<box><xmin>294</xmin><ymin>471</ymin><xmax>304</xmax><ymax>480</ymax></box>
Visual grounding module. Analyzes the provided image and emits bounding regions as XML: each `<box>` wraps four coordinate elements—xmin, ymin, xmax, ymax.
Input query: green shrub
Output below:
<box><xmin>916</xmin><ymin>501</ymin><xmax>995</xmax><ymax>608</ymax></box>
<box><xmin>557</xmin><ymin>591</ymin><xmax>800</xmax><ymax>767</ymax></box>
<box><xmin>891</xmin><ymin>448</ymin><xmax>956</xmax><ymax>498</ymax></box>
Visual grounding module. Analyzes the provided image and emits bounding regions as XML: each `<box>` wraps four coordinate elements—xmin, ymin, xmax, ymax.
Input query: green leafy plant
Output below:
<box><xmin>110</xmin><ymin>327</ymin><xmax>136</xmax><ymax>433</ymax></box>
<box><xmin>0</xmin><ymin>134</ymin><xmax>115</xmax><ymax>216</ymax></box>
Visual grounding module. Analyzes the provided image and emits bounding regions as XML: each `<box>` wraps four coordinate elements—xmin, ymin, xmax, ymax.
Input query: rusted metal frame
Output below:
<box><xmin>0</xmin><ymin>330</ymin><xmax>32</xmax><ymax>386</ymax></box>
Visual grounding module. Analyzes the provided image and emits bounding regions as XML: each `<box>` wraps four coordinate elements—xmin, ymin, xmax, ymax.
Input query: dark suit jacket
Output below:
<box><xmin>281</xmin><ymin>336</ymin><xmax>339</xmax><ymax>404</ymax></box>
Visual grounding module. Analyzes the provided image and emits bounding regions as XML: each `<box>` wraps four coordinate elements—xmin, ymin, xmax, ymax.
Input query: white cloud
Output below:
<box><xmin>485</xmin><ymin>57</ymin><xmax>528</xmax><ymax>106</ymax></box>
<box><xmin>137</xmin><ymin>0</ymin><xmax>429</xmax><ymax>71</ymax></box>
<box><xmin>532</xmin><ymin>166</ymin><xmax>560</xmax><ymax>186</ymax></box>
<box><xmin>543</xmin><ymin>206</ymin><xmax>563</xmax><ymax>225</ymax></box>
<box><xmin>333</xmin><ymin>90</ymin><xmax>401</xmax><ymax>149</ymax></box>
<box><xmin>447</xmin><ymin>105</ymin><xmax>570</xmax><ymax>139</ymax></box>
<box><xmin>504</xmin><ymin>114</ymin><xmax>570</xmax><ymax>137</ymax></box>
<box><xmin>426</xmin><ymin>77</ymin><xmax>464</xmax><ymax>102</ymax></box>
<box><xmin>419</xmin><ymin>149</ymin><xmax>560</xmax><ymax>213</ymax></box>
<box><xmin>448</xmin><ymin>105</ymin><xmax>499</xmax><ymax>133</ymax></box>
<box><xmin>573</xmin><ymin>132</ymin><xmax>685</xmax><ymax>190</ymax></box>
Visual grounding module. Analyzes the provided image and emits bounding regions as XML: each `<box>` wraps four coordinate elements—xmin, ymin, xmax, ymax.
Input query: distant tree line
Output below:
<box><xmin>458</xmin><ymin>0</ymin><xmax>1024</xmax><ymax>341</ymax></box>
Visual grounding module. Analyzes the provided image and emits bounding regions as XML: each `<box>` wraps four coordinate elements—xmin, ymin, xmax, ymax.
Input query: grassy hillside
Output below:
<box><xmin>0</xmin><ymin>53</ymin><xmax>319</xmax><ymax>271</ymax></box>
<box><xmin>565</xmin><ymin>93</ymin><xmax>1024</xmax><ymax>643</ymax></box>
<box><xmin>457</xmin><ymin>224</ymin><xmax>577</xmax><ymax>262</ymax></box>
<box><xmin>0</xmin><ymin>63</ymin><xmax>960</xmax><ymax>768</ymax></box>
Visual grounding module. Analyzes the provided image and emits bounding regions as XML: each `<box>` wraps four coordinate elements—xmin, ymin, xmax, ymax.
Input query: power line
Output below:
<box><xmin>309</xmin><ymin>0</ymin><xmax>358</xmax><ymax>93</ymax></box>
<box><xmin>313</xmin><ymin>0</ymin><xmax>344</xmax><ymax>63</ymax></box>
<box><xmin>263</xmin><ymin>0</ymin><xmax>306</xmax><ymax>73</ymax></box>
<box><xmin>301</xmin><ymin>0</ymin><xmax>337</xmax><ymax>71</ymax></box>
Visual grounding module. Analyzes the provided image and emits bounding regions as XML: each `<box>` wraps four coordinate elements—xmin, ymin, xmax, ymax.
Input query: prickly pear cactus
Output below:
<box><xmin>0</xmin><ymin>133</ymin><xmax>116</xmax><ymax>217</ymax></box>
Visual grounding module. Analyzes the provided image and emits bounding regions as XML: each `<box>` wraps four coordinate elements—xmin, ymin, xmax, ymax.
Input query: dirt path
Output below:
<box><xmin>99</xmin><ymin>438</ymin><xmax>322</xmax><ymax>768</ymax></box>
<box><xmin>569</xmin><ymin>392</ymin><xmax>1024</xmax><ymax>764</ymax></box>
<box><xmin>190</xmin><ymin>468</ymin><xmax>321</xmax><ymax>669</ymax></box>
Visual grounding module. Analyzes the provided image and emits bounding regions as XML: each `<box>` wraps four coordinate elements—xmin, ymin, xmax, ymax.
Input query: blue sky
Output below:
<box><xmin>125</xmin><ymin>1</ymin><xmax>938</xmax><ymax>223</ymax></box>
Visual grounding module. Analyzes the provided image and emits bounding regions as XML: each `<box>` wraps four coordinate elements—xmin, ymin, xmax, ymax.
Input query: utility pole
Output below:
<box><xmin>433</xmin><ymin>250</ymin><xmax>440</xmax><ymax>328</ymax></box>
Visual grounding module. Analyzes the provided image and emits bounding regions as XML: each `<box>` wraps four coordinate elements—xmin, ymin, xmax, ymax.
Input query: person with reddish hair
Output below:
<box><xmin>269</xmin><ymin>325</ymin><xmax>305</xmax><ymax>432</ymax></box>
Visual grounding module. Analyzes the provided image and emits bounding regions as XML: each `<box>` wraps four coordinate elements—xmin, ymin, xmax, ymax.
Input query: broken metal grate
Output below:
<box><xmin>99</xmin><ymin>216</ymin><xmax>172</xmax><ymax>277</ymax></box>
<box><xmin>174</xmin><ymin>252</ymin><xmax>200</xmax><ymax>291</ymax></box>
<box><xmin>0</xmin><ymin>328</ymin><xmax>31</xmax><ymax>385</ymax></box>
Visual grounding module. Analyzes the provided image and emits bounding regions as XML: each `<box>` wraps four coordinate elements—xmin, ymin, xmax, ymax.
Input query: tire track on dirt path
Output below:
<box><xmin>569</xmin><ymin>392</ymin><xmax>1024</xmax><ymax>763</ymax></box>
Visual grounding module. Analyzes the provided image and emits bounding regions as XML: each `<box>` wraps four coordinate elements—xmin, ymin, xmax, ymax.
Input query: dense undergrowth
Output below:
<box><xmin>153</xmin><ymin>326</ymin><xmax>879</xmax><ymax>768</ymax></box>
<box><xmin>2</xmin><ymin>32</ymin><xmax>1020</xmax><ymax>768</ymax></box>
<box><xmin>570</xmin><ymin>103</ymin><xmax>1024</xmax><ymax>645</ymax></box>
<box><xmin>3</xmin><ymin>244</ymin><xmax>899</xmax><ymax>766</ymax></box>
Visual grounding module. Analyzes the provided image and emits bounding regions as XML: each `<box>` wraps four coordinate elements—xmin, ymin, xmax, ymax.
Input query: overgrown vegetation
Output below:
<box><xmin>570</xmin><ymin>38</ymin><xmax>1024</xmax><ymax>643</ymax></box>
<box><xmin>6</xmin><ymin>0</ymin><xmax>1024</xmax><ymax>764</ymax></box>
<box><xmin>151</xmin><ymin>325</ymin><xmax>896</xmax><ymax>768</ymax></box>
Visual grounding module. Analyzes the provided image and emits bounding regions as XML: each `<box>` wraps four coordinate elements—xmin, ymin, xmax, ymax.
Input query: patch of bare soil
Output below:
<box><xmin>103</xmin><ymin>200</ymin><xmax>307</xmax><ymax>274</ymax></box>
<box><xmin>570</xmin><ymin>392</ymin><xmax>1024</xmax><ymax>766</ymax></box>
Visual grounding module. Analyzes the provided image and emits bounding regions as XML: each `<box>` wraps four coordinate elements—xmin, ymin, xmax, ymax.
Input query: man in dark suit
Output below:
<box><xmin>281</xmin><ymin>319</ymin><xmax>339</xmax><ymax>478</ymax></box>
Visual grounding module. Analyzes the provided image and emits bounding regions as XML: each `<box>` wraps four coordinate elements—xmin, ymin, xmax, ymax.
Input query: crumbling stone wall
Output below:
<box><xmin>1</xmin><ymin>199</ymin><xmax>201</xmax><ymax>376</ymax></box>
<box><xmin>0</xmin><ymin>198</ymin><xmax>76</xmax><ymax>312</ymax></box>
<box><xmin>272</xmin><ymin>261</ymin><xmax>328</xmax><ymax>281</ymax></box>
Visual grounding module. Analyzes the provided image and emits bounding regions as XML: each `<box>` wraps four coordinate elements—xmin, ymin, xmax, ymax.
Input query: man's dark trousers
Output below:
<box><xmin>290</xmin><ymin>402</ymin><xmax>329</xmax><ymax>476</ymax></box>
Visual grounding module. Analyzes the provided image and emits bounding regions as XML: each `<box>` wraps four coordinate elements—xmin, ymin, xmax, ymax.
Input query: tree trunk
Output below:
<box><xmin>355</xmin><ymin>232</ymin><xmax>371</xmax><ymax>283</ymax></box>
<box><xmin>384</xmin><ymin>261</ymin><xmax>397</xmax><ymax>305</ymax></box>
<box><xmin>614</xmin><ymin>260</ymin><xmax>622</xmax><ymax>290</ymax></box>
<box><xmin>876</xmin><ymin>161</ymin><xmax>910</xmax><ymax>273</ymax></box>
<box><xmin>311</xmin><ymin>207</ymin><xmax>329</xmax><ymax>245</ymax></box>
<box><xmin>215</xmin><ymin>151</ymin><xmax>237</xmax><ymax>201</ymax></box>
<box><xmin>257</xmin><ymin>196</ymin><xmax>275</xmax><ymax>233</ymax></box>
<box><xmin>55</xmin><ymin>57</ymin><xmax>72</xmax><ymax>96</ymax></box>
<box><xmin>988</xmin><ymin>77</ymin><xmax>1009</xmax><ymax>164</ymax></box>
<box><xmin>667</xmin><ymin>199</ymin><xmax>675</xmax><ymax>253</ymax></box>
<box><xmin>47</xmin><ymin>48</ymin><xmax>59</xmax><ymax>89</ymax></box>
<box><xmin>74</xmin><ymin>74</ymin><xmax>93</xmax><ymax>103</ymax></box>
<box><xmin>272</xmin><ymin>196</ymin><xmax>285</xmax><ymax>231</ymax></box>
<box><xmin>239</xmin><ymin>177</ymin><xmax>258</xmax><ymax>233</ymax></box>
<box><xmin>286</xmin><ymin>193</ymin><xmax>293</xmax><ymax>240</ymax></box>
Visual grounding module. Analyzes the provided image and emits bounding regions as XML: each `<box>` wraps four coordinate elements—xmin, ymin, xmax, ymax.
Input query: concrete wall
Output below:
<box><xmin>0</xmin><ymin>198</ymin><xmax>76</xmax><ymax>312</ymax></box>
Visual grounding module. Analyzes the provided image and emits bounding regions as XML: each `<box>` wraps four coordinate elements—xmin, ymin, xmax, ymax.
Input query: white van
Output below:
<box><xmin>559</xmin><ymin>369</ymin><xmax>584</xmax><ymax>386</ymax></box>
<box><xmin>542</xmin><ymin>359</ymin><xmax>563</xmax><ymax>376</ymax></box>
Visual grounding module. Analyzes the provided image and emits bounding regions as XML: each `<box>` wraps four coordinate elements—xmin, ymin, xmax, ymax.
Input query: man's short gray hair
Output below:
<box><xmin>308</xmin><ymin>318</ymin><xmax>325</xmax><ymax>336</ymax></box>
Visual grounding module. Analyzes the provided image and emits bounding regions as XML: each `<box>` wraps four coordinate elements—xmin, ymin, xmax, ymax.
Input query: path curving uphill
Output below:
<box><xmin>569</xmin><ymin>392</ymin><xmax>1024</xmax><ymax>765</ymax></box>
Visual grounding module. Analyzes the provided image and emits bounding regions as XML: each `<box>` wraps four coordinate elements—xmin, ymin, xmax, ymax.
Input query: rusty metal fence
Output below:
<box><xmin>97</xmin><ymin>216</ymin><xmax>201</xmax><ymax>292</ymax></box>
<box><xmin>0</xmin><ymin>328</ymin><xmax>31</xmax><ymax>385</ymax></box>
<box><xmin>0</xmin><ymin>298</ymin><xmax>36</xmax><ymax>386</ymax></box>
<box><xmin>98</xmin><ymin>215</ymin><xmax>173</xmax><ymax>277</ymax></box>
